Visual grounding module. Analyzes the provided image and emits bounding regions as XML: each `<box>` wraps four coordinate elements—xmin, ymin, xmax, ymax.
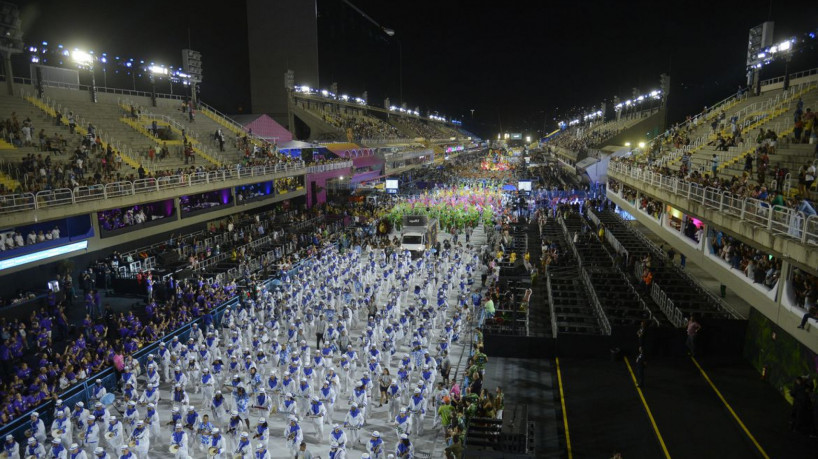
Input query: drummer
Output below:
<box><xmin>170</xmin><ymin>384</ymin><xmax>189</xmax><ymax>407</ymax></box>
<box><xmin>307</xmin><ymin>396</ymin><xmax>327</xmax><ymax>442</ymax></box>
<box><xmin>104</xmin><ymin>416</ymin><xmax>123</xmax><ymax>455</ymax></box>
<box><xmin>145</xmin><ymin>361</ymin><xmax>160</xmax><ymax>387</ymax></box>
<box><xmin>254</xmin><ymin>443</ymin><xmax>271</xmax><ymax>459</ymax></box>
<box><xmin>344</xmin><ymin>403</ymin><xmax>364</xmax><ymax>446</ymax></box>
<box><xmin>199</xmin><ymin>367</ymin><xmax>215</xmax><ymax>402</ymax></box>
<box><xmin>138</xmin><ymin>383</ymin><xmax>160</xmax><ymax>406</ymax></box>
<box><xmin>50</xmin><ymin>438</ymin><xmax>67</xmax><ymax>459</ymax></box>
<box><xmin>68</xmin><ymin>443</ymin><xmax>86</xmax><ymax>459</ymax></box>
<box><xmin>25</xmin><ymin>437</ymin><xmax>45</xmax><ymax>459</ymax></box>
<box><xmin>129</xmin><ymin>420</ymin><xmax>149</xmax><ymax>459</ymax></box>
<box><xmin>328</xmin><ymin>441</ymin><xmax>346</xmax><ymax>459</ymax></box>
<box><xmin>53</xmin><ymin>399</ymin><xmax>66</xmax><ymax>420</ymax></box>
<box><xmin>366</xmin><ymin>431</ymin><xmax>384</xmax><ymax>459</ymax></box>
<box><xmin>169</xmin><ymin>424</ymin><xmax>189</xmax><ymax>459</ymax></box>
<box><xmin>210</xmin><ymin>390</ymin><xmax>229</xmax><ymax>425</ymax></box>
<box><xmin>280</xmin><ymin>392</ymin><xmax>298</xmax><ymax>417</ymax></box>
<box><xmin>82</xmin><ymin>416</ymin><xmax>100</xmax><ymax>453</ymax></box>
<box><xmin>3</xmin><ymin>435</ymin><xmax>19</xmax><ymax>459</ymax></box>
<box><xmin>233</xmin><ymin>432</ymin><xmax>251</xmax><ymax>459</ymax></box>
<box><xmin>224</xmin><ymin>411</ymin><xmax>242</xmax><ymax>452</ymax></box>
<box><xmin>329</xmin><ymin>424</ymin><xmax>347</xmax><ymax>450</ymax></box>
<box><xmin>91</xmin><ymin>402</ymin><xmax>111</xmax><ymax>426</ymax></box>
<box><xmin>117</xmin><ymin>444</ymin><xmax>133</xmax><ymax>459</ymax></box>
<box><xmin>122</xmin><ymin>401</ymin><xmax>139</xmax><ymax>436</ymax></box>
<box><xmin>51</xmin><ymin>409</ymin><xmax>72</xmax><ymax>448</ymax></box>
<box><xmin>90</xmin><ymin>380</ymin><xmax>107</xmax><ymax>403</ymax></box>
<box><xmin>30</xmin><ymin>412</ymin><xmax>47</xmax><ymax>445</ymax></box>
<box><xmin>143</xmin><ymin>404</ymin><xmax>160</xmax><ymax>441</ymax></box>
<box><xmin>251</xmin><ymin>417</ymin><xmax>269</xmax><ymax>452</ymax></box>
<box><xmin>282</xmin><ymin>416</ymin><xmax>303</xmax><ymax>455</ymax></box>
<box><xmin>207</xmin><ymin>427</ymin><xmax>225</xmax><ymax>459</ymax></box>
<box><xmin>317</xmin><ymin>382</ymin><xmax>336</xmax><ymax>427</ymax></box>
<box><xmin>71</xmin><ymin>402</ymin><xmax>89</xmax><ymax>431</ymax></box>
<box><xmin>93</xmin><ymin>446</ymin><xmax>108</xmax><ymax>459</ymax></box>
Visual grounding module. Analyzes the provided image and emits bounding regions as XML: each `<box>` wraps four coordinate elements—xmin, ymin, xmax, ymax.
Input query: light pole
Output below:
<box><xmin>72</xmin><ymin>50</ymin><xmax>96</xmax><ymax>103</ymax></box>
<box><xmin>383</xmin><ymin>28</ymin><xmax>403</xmax><ymax>106</ymax></box>
<box><xmin>340</xmin><ymin>1</ymin><xmax>403</xmax><ymax>105</ymax></box>
<box><xmin>0</xmin><ymin>2</ymin><xmax>23</xmax><ymax>96</ymax></box>
<box><xmin>149</xmin><ymin>66</ymin><xmax>168</xmax><ymax>107</ymax></box>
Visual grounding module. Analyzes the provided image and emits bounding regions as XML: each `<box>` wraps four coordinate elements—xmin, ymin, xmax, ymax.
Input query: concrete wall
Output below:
<box><xmin>604</xmin><ymin>109</ymin><xmax>665</xmax><ymax>147</ymax></box>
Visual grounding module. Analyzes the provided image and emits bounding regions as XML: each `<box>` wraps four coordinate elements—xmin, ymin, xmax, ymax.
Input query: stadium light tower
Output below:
<box><xmin>0</xmin><ymin>2</ymin><xmax>24</xmax><ymax>96</ymax></box>
<box><xmin>149</xmin><ymin>65</ymin><xmax>168</xmax><ymax>107</ymax></box>
<box><xmin>72</xmin><ymin>49</ymin><xmax>96</xmax><ymax>103</ymax></box>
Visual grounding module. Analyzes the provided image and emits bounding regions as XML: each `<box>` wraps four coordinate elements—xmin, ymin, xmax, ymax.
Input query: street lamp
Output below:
<box><xmin>379</xmin><ymin>26</ymin><xmax>402</xmax><ymax>106</ymax></box>
<box><xmin>72</xmin><ymin>49</ymin><xmax>96</xmax><ymax>103</ymax></box>
<box><xmin>340</xmin><ymin>1</ymin><xmax>402</xmax><ymax>105</ymax></box>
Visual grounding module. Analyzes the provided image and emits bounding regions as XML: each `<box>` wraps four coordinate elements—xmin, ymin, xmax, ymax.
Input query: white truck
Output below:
<box><xmin>400</xmin><ymin>215</ymin><xmax>438</xmax><ymax>255</ymax></box>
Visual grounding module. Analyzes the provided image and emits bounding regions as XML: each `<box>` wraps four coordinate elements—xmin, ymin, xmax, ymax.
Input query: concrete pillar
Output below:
<box><xmin>4</xmin><ymin>52</ymin><xmax>14</xmax><ymax>96</ymax></box>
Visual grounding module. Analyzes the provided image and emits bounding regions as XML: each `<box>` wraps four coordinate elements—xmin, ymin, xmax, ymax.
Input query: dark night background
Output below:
<box><xmin>12</xmin><ymin>0</ymin><xmax>818</xmax><ymax>138</ymax></box>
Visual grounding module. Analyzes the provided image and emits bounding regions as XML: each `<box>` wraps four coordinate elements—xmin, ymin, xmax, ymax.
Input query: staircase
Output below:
<box><xmin>116</xmin><ymin>101</ymin><xmax>223</xmax><ymax>167</ymax></box>
<box><xmin>125</xmin><ymin>97</ymin><xmax>277</xmax><ymax>165</ymax></box>
<box><xmin>22</xmin><ymin>88</ymin><xmax>142</xmax><ymax>175</ymax></box>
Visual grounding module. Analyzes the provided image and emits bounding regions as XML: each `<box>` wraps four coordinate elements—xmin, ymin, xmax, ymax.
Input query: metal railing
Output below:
<box><xmin>759</xmin><ymin>66</ymin><xmax>818</xmax><ymax>87</ymax></box>
<box><xmin>609</xmin><ymin>162</ymin><xmax>818</xmax><ymax>247</ymax></box>
<box><xmin>580</xmin><ymin>266</ymin><xmax>612</xmax><ymax>335</ymax></box>
<box><xmin>0</xmin><ymin>162</ymin><xmax>306</xmax><ymax>215</ymax></box>
<box><xmin>118</xmin><ymin>99</ymin><xmax>226</xmax><ymax>166</ymax></box>
<box><xmin>306</xmin><ymin>161</ymin><xmax>353</xmax><ymax>173</ymax></box>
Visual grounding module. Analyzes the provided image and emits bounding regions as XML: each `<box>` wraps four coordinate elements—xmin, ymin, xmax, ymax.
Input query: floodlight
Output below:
<box><xmin>638</xmin><ymin>142</ymin><xmax>646</xmax><ymax>148</ymax></box>
<box><xmin>625</xmin><ymin>142</ymin><xmax>631</xmax><ymax>147</ymax></box>
<box><xmin>149</xmin><ymin>65</ymin><xmax>167</xmax><ymax>75</ymax></box>
<box><xmin>72</xmin><ymin>50</ymin><xmax>93</xmax><ymax>66</ymax></box>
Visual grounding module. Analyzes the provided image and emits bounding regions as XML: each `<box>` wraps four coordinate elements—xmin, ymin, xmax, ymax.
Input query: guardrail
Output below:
<box><xmin>11</xmin><ymin>75</ymin><xmax>187</xmax><ymax>101</ymax></box>
<box><xmin>0</xmin><ymin>162</ymin><xmax>307</xmax><ymax>215</ymax></box>
<box><xmin>586</xmin><ymin>209</ymin><xmax>630</xmax><ymax>264</ymax></box>
<box><xmin>759</xmin><ymin>66</ymin><xmax>818</xmax><ymax>87</ymax></box>
<box><xmin>609</xmin><ymin>161</ymin><xmax>818</xmax><ymax>248</ymax></box>
<box><xmin>633</xmin><ymin>260</ymin><xmax>686</xmax><ymax>327</ymax></box>
<box><xmin>306</xmin><ymin>161</ymin><xmax>353</xmax><ymax>173</ymax></box>
<box><xmin>580</xmin><ymin>266</ymin><xmax>612</xmax><ymax>335</ymax></box>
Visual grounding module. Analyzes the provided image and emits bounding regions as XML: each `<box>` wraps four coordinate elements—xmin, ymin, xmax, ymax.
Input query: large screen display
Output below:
<box><xmin>518</xmin><ymin>181</ymin><xmax>532</xmax><ymax>191</ymax></box>
<box><xmin>386</xmin><ymin>179</ymin><xmax>399</xmax><ymax>189</ymax></box>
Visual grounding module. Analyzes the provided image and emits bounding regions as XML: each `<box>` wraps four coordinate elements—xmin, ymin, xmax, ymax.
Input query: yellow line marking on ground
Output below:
<box><xmin>624</xmin><ymin>356</ymin><xmax>672</xmax><ymax>459</ymax></box>
<box><xmin>555</xmin><ymin>357</ymin><xmax>572</xmax><ymax>459</ymax></box>
<box><xmin>690</xmin><ymin>357</ymin><xmax>770</xmax><ymax>459</ymax></box>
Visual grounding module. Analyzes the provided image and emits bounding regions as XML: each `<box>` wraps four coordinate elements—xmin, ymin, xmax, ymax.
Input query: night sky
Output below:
<box><xmin>14</xmin><ymin>0</ymin><xmax>818</xmax><ymax>138</ymax></box>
